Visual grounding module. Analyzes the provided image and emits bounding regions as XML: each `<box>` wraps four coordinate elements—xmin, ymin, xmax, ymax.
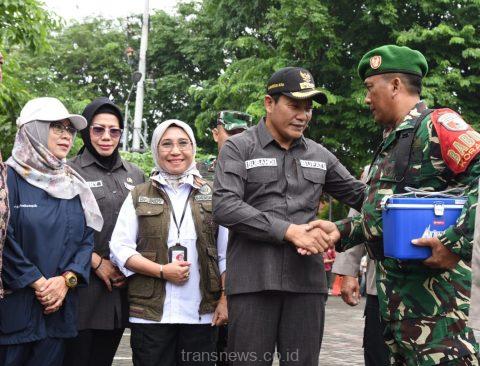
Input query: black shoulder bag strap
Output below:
<box><xmin>394</xmin><ymin>108</ymin><xmax>434</xmax><ymax>192</ymax></box>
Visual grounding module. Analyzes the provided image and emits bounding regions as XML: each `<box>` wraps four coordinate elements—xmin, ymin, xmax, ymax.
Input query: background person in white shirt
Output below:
<box><xmin>109</xmin><ymin>120</ymin><xmax>227</xmax><ymax>366</ymax></box>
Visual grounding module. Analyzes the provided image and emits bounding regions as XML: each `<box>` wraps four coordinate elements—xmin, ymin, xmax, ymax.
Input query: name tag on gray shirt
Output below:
<box><xmin>245</xmin><ymin>158</ymin><xmax>277</xmax><ymax>170</ymax></box>
<box><xmin>300</xmin><ymin>160</ymin><xmax>327</xmax><ymax>170</ymax></box>
<box><xmin>87</xmin><ymin>180</ymin><xmax>103</xmax><ymax>188</ymax></box>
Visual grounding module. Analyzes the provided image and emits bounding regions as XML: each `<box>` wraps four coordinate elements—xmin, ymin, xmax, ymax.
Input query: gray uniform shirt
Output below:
<box><xmin>69</xmin><ymin>149</ymin><xmax>145</xmax><ymax>329</ymax></box>
<box><xmin>213</xmin><ymin>118</ymin><xmax>365</xmax><ymax>295</ymax></box>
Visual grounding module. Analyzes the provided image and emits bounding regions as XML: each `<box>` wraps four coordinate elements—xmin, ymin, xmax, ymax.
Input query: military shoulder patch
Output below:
<box><xmin>199</xmin><ymin>184</ymin><xmax>212</xmax><ymax>195</ymax></box>
<box><xmin>431</xmin><ymin>108</ymin><xmax>480</xmax><ymax>174</ymax></box>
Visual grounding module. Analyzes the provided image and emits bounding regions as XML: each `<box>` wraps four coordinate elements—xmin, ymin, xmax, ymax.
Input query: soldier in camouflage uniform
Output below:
<box><xmin>313</xmin><ymin>45</ymin><xmax>480</xmax><ymax>365</ymax></box>
<box><xmin>0</xmin><ymin>51</ymin><xmax>8</xmax><ymax>298</ymax></box>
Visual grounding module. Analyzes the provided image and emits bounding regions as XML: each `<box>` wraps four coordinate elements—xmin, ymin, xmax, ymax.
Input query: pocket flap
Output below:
<box><xmin>136</xmin><ymin>204</ymin><xmax>164</xmax><ymax>216</ymax></box>
<box><xmin>302</xmin><ymin>168</ymin><xmax>326</xmax><ymax>184</ymax></box>
<box><xmin>247</xmin><ymin>167</ymin><xmax>277</xmax><ymax>183</ymax></box>
<box><xmin>91</xmin><ymin>187</ymin><xmax>106</xmax><ymax>200</ymax></box>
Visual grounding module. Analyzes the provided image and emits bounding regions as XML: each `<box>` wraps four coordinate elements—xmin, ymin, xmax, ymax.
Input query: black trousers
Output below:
<box><xmin>63</xmin><ymin>328</ymin><xmax>124</xmax><ymax>366</ymax></box>
<box><xmin>0</xmin><ymin>337</ymin><xmax>65</xmax><ymax>366</ymax></box>
<box><xmin>217</xmin><ymin>325</ymin><xmax>229</xmax><ymax>366</ymax></box>
<box><xmin>228</xmin><ymin>291</ymin><xmax>326</xmax><ymax>366</ymax></box>
<box><xmin>364</xmin><ymin>295</ymin><xmax>389</xmax><ymax>366</ymax></box>
<box><xmin>130</xmin><ymin>323</ymin><xmax>218</xmax><ymax>366</ymax></box>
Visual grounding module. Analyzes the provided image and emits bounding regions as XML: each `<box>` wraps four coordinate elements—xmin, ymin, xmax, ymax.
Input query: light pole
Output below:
<box><xmin>123</xmin><ymin>71</ymin><xmax>143</xmax><ymax>151</ymax></box>
<box><xmin>132</xmin><ymin>0</ymin><xmax>149</xmax><ymax>151</ymax></box>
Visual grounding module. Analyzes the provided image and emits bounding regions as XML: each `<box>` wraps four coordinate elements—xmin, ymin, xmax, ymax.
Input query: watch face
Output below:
<box><xmin>67</xmin><ymin>274</ymin><xmax>78</xmax><ymax>287</ymax></box>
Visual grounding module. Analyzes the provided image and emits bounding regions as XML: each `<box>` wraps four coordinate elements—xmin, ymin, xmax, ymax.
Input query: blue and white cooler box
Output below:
<box><xmin>381</xmin><ymin>196</ymin><xmax>466</xmax><ymax>260</ymax></box>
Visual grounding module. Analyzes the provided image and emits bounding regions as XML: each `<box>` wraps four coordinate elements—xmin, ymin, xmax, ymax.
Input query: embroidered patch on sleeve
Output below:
<box><xmin>431</xmin><ymin>108</ymin><xmax>480</xmax><ymax>174</ymax></box>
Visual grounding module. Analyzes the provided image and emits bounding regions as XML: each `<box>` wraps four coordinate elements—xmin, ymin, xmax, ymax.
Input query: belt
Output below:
<box><xmin>365</xmin><ymin>240</ymin><xmax>385</xmax><ymax>261</ymax></box>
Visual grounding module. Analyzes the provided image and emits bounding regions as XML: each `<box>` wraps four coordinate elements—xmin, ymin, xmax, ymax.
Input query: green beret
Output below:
<box><xmin>357</xmin><ymin>45</ymin><xmax>428</xmax><ymax>80</ymax></box>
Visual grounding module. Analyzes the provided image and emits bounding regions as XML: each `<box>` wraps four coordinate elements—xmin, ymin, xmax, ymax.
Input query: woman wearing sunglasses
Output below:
<box><xmin>65</xmin><ymin>98</ymin><xmax>145</xmax><ymax>366</ymax></box>
<box><xmin>109</xmin><ymin>120</ymin><xmax>228</xmax><ymax>366</ymax></box>
<box><xmin>0</xmin><ymin>97</ymin><xmax>102</xmax><ymax>366</ymax></box>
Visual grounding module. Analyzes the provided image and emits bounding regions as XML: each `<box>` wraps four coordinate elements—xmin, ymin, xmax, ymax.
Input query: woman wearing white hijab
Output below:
<box><xmin>110</xmin><ymin>120</ymin><xmax>227</xmax><ymax>366</ymax></box>
<box><xmin>0</xmin><ymin>97</ymin><xmax>102</xmax><ymax>366</ymax></box>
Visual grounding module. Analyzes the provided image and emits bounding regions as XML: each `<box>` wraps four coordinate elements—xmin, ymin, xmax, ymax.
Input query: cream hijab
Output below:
<box><xmin>150</xmin><ymin>119</ymin><xmax>202</xmax><ymax>190</ymax></box>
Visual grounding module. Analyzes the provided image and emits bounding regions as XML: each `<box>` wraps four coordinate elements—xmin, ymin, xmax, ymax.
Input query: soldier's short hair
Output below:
<box><xmin>383</xmin><ymin>73</ymin><xmax>422</xmax><ymax>96</ymax></box>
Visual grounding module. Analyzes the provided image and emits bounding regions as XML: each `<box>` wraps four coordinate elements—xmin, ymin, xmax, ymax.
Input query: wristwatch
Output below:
<box><xmin>62</xmin><ymin>271</ymin><xmax>78</xmax><ymax>288</ymax></box>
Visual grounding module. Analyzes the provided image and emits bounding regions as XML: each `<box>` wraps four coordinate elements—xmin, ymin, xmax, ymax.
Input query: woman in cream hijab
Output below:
<box><xmin>110</xmin><ymin>120</ymin><xmax>228</xmax><ymax>366</ymax></box>
<box><xmin>0</xmin><ymin>97</ymin><xmax>102</xmax><ymax>366</ymax></box>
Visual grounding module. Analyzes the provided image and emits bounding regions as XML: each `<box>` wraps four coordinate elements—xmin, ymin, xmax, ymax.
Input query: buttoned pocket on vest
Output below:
<box><xmin>136</xmin><ymin>204</ymin><xmax>164</xmax><ymax>236</ymax></box>
<box><xmin>128</xmin><ymin>251</ymin><xmax>157</xmax><ymax>299</ymax></box>
<box><xmin>205</xmin><ymin>246</ymin><xmax>221</xmax><ymax>292</ymax></box>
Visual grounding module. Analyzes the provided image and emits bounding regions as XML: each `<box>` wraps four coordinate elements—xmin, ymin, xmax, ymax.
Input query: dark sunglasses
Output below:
<box><xmin>90</xmin><ymin>125</ymin><xmax>123</xmax><ymax>139</ymax></box>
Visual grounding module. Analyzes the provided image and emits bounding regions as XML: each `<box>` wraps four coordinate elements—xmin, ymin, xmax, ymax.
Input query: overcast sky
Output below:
<box><xmin>41</xmin><ymin>0</ymin><xmax>180</xmax><ymax>20</ymax></box>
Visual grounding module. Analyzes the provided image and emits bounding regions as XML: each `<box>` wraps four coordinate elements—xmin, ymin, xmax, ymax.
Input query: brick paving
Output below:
<box><xmin>113</xmin><ymin>295</ymin><xmax>365</xmax><ymax>365</ymax></box>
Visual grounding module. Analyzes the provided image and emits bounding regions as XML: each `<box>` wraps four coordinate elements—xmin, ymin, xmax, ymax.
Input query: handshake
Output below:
<box><xmin>284</xmin><ymin>220</ymin><xmax>341</xmax><ymax>256</ymax></box>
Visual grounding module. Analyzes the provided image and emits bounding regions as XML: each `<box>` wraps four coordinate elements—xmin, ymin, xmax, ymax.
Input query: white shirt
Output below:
<box><xmin>109</xmin><ymin>177</ymin><xmax>227</xmax><ymax>324</ymax></box>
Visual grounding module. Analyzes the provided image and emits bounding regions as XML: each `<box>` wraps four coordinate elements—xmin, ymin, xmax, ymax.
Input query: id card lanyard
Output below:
<box><xmin>161</xmin><ymin>187</ymin><xmax>194</xmax><ymax>245</ymax></box>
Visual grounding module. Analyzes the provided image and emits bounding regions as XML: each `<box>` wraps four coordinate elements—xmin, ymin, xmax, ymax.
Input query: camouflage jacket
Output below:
<box><xmin>0</xmin><ymin>152</ymin><xmax>9</xmax><ymax>298</ymax></box>
<box><xmin>336</xmin><ymin>101</ymin><xmax>480</xmax><ymax>321</ymax></box>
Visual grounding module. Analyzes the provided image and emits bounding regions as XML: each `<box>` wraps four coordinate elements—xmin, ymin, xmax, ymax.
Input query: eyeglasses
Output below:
<box><xmin>50</xmin><ymin>122</ymin><xmax>77</xmax><ymax>136</ymax></box>
<box><xmin>158</xmin><ymin>140</ymin><xmax>192</xmax><ymax>152</ymax></box>
<box><xmin>90</xmin><ymin>125</ymin><xmax>123</xmax><ymax>139</ymax></box>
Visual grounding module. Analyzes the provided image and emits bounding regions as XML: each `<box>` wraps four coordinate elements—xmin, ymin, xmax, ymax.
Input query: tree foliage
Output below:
<box><xmin>2</xmin><ymin>0</ymin><xmax>480</xmax><ymax>182</ymax></box>
<box><xmin>0</xmin><ymin>0</ymin><xmax>57</xmax><ymax>157</ymax></box>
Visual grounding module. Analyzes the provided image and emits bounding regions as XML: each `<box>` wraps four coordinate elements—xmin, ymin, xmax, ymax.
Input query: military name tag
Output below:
<box><xmin>194</xmin><ymin>194</ymin><xmax>212</xmax><ymax>201</ymax></box>
<box><xmin>87</xmin><ymin>180</ymin><xmax>103</xmax><ymax>188</ymax></box>
<box><xmin>138</xmin><ymin>196</ymin><xmax>164</xmax><ymax>205</ymax></box>
<box><xmin>300</xmin><ymin>160</ymin><xmax>326</xmax><ymax>170</ymax></box>
<box><xmin>245</xmin><ymin>158</ymin><xmax>277</xmax><ymax>170</ymax></box>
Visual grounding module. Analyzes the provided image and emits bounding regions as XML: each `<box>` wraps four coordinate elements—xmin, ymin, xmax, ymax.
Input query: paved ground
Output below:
<box><xmin>113</xmin><ymin>295</ymin><xmax>365</xmax><ymax>365</ymax></box>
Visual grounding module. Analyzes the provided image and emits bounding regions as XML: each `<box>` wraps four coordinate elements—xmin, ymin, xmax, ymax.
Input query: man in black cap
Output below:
<box><xmin>213</xmin><ymin>67</ymin><xmax>365</xmax><ymax>365</ymax></box>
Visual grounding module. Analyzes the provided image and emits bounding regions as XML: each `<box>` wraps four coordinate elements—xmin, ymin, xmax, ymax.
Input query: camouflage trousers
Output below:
<box><xmin>384</xmin><ymin>309</ymin><xmax>479</xmax><ymax>365</ymax></box>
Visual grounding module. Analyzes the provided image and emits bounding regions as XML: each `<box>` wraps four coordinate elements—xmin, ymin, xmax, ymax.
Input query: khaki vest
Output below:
<box><xmin>128</xmin><ymin>180</ymin><xmax>221</xmax><ymax>321</ymax></box>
